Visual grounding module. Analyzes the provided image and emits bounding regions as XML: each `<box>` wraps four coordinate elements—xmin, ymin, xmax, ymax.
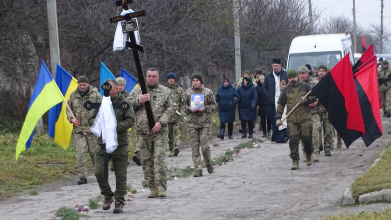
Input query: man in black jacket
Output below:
<box><xmin>263</xmin><ymin>59</ymin><xmax>288</xmax><ymax>143</ymax></box>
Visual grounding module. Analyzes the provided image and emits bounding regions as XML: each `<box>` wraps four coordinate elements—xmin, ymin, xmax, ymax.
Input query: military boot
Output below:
<box><xmin>102</xmin><ymin>195</ymin><xmax>114</xmax><ymax>210</ymax></box>
<box><xmin>206</xmin><ymin>163</ymin><xmax>214</xmax><ymax>174</ymax></box>
<box><xmin>291</xmin><ymin>160</ymin><xmax>299</xmax><ymax>170</ymax></box>
<box><xmin>319</xmin><ymin>145</ymin><xmax>324</xmax><ymax>152</ymax></box>
<box><xmin>306</xmin><ymin>153</ymin><xmax>313</xmax><ymax>166</ymax></box>
<box><xmin>217</xmin><ymin>128</ymin><xmax>225</xmax><ymax>140</ymax></box>
<box><xmin>113</xmin><ymin>201</ymin><xmax>124</xmax><ymax>213</ymax></box>
<box><xmin>169</xmin><ymin>150</ymin><xmax>174</xmax><ymax>157</ymax></box>
<box><xmin>158</xmin><ymin>186</ymin><xmax>167</xmax><ymax>198</ymax></box>
<box><xmin>325</xmin><ymin>150</ymin><xmax>331</xmax><ymax>156</ymax></box>
<box><xmin>387</xmin><ymin>112</ymin><xmax>391</xmax><ymax>118</ymax></box>
<box><xmin>312</xmin><ymin>152</ymin><xmax>319</xmax><ymax>162</ymax></box>
<box><xmin>148</xmin><ymin>188</ymin><xmax>158</xmax><ymax>198</ymax></box>
<box><xmin>77</xmin><ymin>178</ymin><xmax>87</xmax><ymax>185</ymax></box>
<box><xmin>173</xmin><ymin>147</ymin><xmax>180</xmax><ymax>156</ymax></box>
<box><xmin>133</xmin><ymin>151</ymin><xmax>142</xmax><ymax>166</ymax></box>
<box><xmin>337</xmin><ymin>139</ymin><xmax>342</xmax><ymax>149</ymax></box>
<box><xmin>194</xmin><ymin>169</ymin><xmax>203</xmax><ymax>177</ymax></box>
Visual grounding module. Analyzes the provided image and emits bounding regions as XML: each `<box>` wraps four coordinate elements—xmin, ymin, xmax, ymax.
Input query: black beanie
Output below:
<box><xmin>78</xmin><ymin>75</ymin><xmax>89</xmax><ymax>84</ymax></box>
<box><xmin>167</xmin><ymin>72</ymin><xmax>176</xmax><ymax>81</ymax></box>
<box><xmin>192</xmin><ymin>73</ymin><xmax>203</xmax><ymax>84</ymax></box>
<box><xmin>305</xmin><ymin>64</ymin><xmax>312</xmax><ymax>70</ymax></box>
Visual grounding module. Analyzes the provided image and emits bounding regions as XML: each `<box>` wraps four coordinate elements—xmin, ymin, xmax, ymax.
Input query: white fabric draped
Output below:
<box><xmin>113</xmin><ymin>9</ymin><xmax>141</xmax><ymax>51</ymax></box>
<box><xmin>273</xmin><ymin>72</ymin><xmax>287</xmax><ymax>130</ymax></box>
<box><xmin>91</xmin><ymin>96</ymin><xmax>118</xmax><ymax>153</ymax></box>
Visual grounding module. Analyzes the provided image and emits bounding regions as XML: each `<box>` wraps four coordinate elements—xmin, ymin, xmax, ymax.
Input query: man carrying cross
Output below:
<box><xmin>89</xmin><ymin>79</ymin><xmax>135</xmax><ymax>213</ymax></box>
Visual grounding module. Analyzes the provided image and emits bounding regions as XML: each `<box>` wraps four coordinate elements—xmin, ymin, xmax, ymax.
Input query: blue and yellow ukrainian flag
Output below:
<box><xmin>120</xmin><ymin>68</ymin><xmax>138</xmax><ymax>92</ymax></box>
<box><xmin>16</xmin><ymin>61</ymin><xmax>64</xmax><ymax>160</ymax></box>
<box><xmin>100</xmin><ymin>62</ymin><xmax>116</xmax><ymax>96</ymax></box>
<box><xmin>48</xmin><ymin>64</ymin><xmax>78</xmax><ymax>149</ymax></box>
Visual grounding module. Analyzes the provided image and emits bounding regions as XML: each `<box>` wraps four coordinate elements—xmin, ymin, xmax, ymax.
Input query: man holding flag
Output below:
<box><xmin>67</xmin><ymin>76</ymin><xmax>102</xmax><ymax>185</ymax></box>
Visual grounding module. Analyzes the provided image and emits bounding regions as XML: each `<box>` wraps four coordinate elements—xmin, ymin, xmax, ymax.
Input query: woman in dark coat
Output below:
<box><xmin>215</xmin><ymin>78</ymin><xmax>240</xmax><ymax>139</ymax></box>
<box><xmin>256</xmin><ymin>75</ymin><xmax>272</xmax><ymax>137</ymax></box>
<box><xmin>237</xmin><ymin>77</ymin><xmax>258</xmax><ymax>138</ymax></box>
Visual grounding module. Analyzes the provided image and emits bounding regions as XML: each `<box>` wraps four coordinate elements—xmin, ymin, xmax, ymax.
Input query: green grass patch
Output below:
<box><xmin>167</xmin><ymin>166</ymin><xmax>195</xmax><ymax>181</ymax></box>
<box><xmin>213</xmin><ymin>144</ymin><xmax>220</xmax><ymax>147</ymax></box>
<box><xmin>321</xmin><ymin>209</ymin><xmax>391</xmax><ymax>220</ymax></box>
<box><xmin>213</xmin><ymin>141</ymin><xmax>254</xmax><ymax>166</ymax></box>
<box><xmin>0</xmin><ymin>133</ymin><xmax>80</xmax><ymax>199</ymax></box>
<box><xmin>350</xmin><ymin>146</ymin><xmax>391</xmax><ymax>201</ymax></box>
<box><xmin>28</xmin><ymin>190</ymin><xmax>38</xmax><ymax>196</ymax></box>
<box><xmin>88</xmin><ymin>195</ymin><xmax>104</xmax><ymax>209</ymax></box>
<box><xmin>55</xmin><ymin>206</ymin><xmax>81</xmax><ymax>220</ymax></box>
<box><xmin>142</xmin><ymin>180</ymin><xmax>148</xmax><ymax>188</ymax></box>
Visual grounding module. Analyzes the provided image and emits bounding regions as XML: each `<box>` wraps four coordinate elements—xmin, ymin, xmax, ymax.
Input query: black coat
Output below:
<box><xmin>256</xmin><ymin>81</ymin><xmax>271</xmax><ymax>117</ymax></box>
<box><xmin>215</xmin><ymin>80</ymin><xmax>240</xmax><ymax>123</ymax></box>
<box><xmin>237</xmin><ymin>81</ymin><xmax>258</xmax><ymax>121</ymax></box>
<box><xmin>263</xmin><ymin>69</ymin><xmax>288</xmax><ymax>105</ymax></box>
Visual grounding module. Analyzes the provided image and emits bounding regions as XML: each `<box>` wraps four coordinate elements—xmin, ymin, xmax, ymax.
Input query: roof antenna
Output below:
<box><xmin>314</xmin><ymin>35</ymin><xmax>317</xmax><ymax>48</ymax></box>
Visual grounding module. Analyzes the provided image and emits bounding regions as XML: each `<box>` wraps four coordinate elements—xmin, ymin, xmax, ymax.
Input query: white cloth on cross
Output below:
<box><xmin>273</xmin><ymin>72</ymin><xmax>287</xmax><ymax>130</ymax></box>
<box><xmin>113</xmin><ymin>9</ymin><xmax>141</xmax><ymax>51</ymax></box>
<box><xmin>91</xmin><ymin>96</ymin><xmax>118</xmax><ymax>153</ymax></box>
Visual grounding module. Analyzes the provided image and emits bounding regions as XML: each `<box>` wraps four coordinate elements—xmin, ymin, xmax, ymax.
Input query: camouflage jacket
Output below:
<box><xmin>66</xmin><ymin>85</ymin><xmax>102</xmax><ymax>135</ymax></box>
<box><xmin>304</xmin><ymin>77</ymin><xmax>326</xmax><ymax>114</ymax></box>
<box><xmin>164</xmin><ymin>82</ymin><xmax>185</xmax><ymax>123</ymax></box>
<box><xmin>182</xmin><ymin>85</ymin><xmax>217</xmax><ymax>128</ymax></box>
<box><xmin>119</xmin><ymin>90</ymin><xmax>130</xmax><ymax>98</ymax></box>
<box><xmin>88</xmin><ymin>93</ymin><xmax>135</xmax><ymax>146</ymax></box>
<box><xmin>276</xmin><ymin>81</ymin><xmax>316</xmax><ymax>123</ymax></box>
<box><xmin>128</xmin><ymin>84</ymin><xmax>177</xmax><ymax>134</ymax></box>
<box><xmin>378</xmin><ymin>66</ymin><xmax>391</xmax><ymax>91</ymax></box>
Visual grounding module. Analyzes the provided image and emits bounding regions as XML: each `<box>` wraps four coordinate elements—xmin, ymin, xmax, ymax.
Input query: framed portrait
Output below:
<box><xmin>191</xmin><ymin>94</ymin><xmax>204</xmax><ymax>110</ymax></box>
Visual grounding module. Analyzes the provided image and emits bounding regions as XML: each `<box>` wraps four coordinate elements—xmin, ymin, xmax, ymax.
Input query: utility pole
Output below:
<box><xmin>380</xmin><ymin>0</ymin><xmax>384</xmax><ymax>53</ymax></box>
<box><xmin>46</xmin><ymin>0</ymin><xmax>61</xmax><ymax>75</ymax></box>
<box><xmin>233</xmin><ymin>0</ymin><xmax>241</xmax><ymax>81</ymax></box>
<box><xmin>308</xmin><ymin>0</ymin><xmax>314</xmax><ymax>34</ymax></box>
<box><xmin>352</xmin><ymin>0</ymin><xmax>357</xmax><ymax>53</ymax></box>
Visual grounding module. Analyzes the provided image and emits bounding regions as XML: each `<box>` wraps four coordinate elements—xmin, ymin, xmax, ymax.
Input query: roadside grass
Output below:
<box><xmin>55</xmin><ymin>206</ymin><xmax>83</xmax><ymax>220</ymax></box>
<box><xmin>167</xmin><ymin>166</ymin><xmax>195</xmax><ymax>181</ymax></box>
<box><xmin>213</xmin><ymin>141</ymin><xmax>255</xmax><ymax>166</ymax></box>
<box><xmin>88</xmin><ymin>195</ymin><xmax>104</xmax><ymax>209</ymax></box>
<box><xmin>321</xmin><ymin>209</ymin><xmax>391</xmax><ymax>220</ymax></box>
<box><xmin>350</xmin><ymin>145</ymin><xmax>391</xmax><ymax>201</ymax></box>
<box><xmin>0</xmin><ymin>133</ymin><xmax>79</xmax><ymax>199</ymax></box>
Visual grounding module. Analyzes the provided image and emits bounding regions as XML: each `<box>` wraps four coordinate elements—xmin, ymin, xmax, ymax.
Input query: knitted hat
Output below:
<box><xmin>167</xmin><ymin>72</ymin><xmax>176</xmax><ymax>81</ymax></box>
<box><xmin>242</xmin><ymin>70</ymin><xmax>251</xmax><ymax>77</ymax></box>
<box><xmin>383</xmin><ymin>60</ymin><xmax>389</xmax><ymax>65</ymax></box>
<box><xmin>255</xmin><ymin>68</ymin><xmax>263</xmax><ymax>75</ymax></box>
<box><xmin>318</xmin><ymin>65</ymin><xmax>327</xmax><ymax>72</ymax></box>
<box><xmin>298</xmin><ymin>65</ymin><xmax>309</xmax><ymax>73</ymax></box>
<box><xmin>305</xmin><ymin>64</ymin><xmax>312</xmax><ymax>71</ymax></box>
<box><xmin>78</xmin><ymin>75</ymin><xmax>89</xmax><ymax>84</ymax></box>
<box><xmin>192</xmin><ymin>73</ymin><xmax>203</xmax><ymax>84</ymax></box>
<box><xmin>243</xmin><ymin>76</ymin><xmax>252</xmax><ymax>84</ymax></box>
<box><xmin>287</xmin><ymin>69</ymin><xmax>298</xmax><ymax>78</ymax></box>
<box><xmin>379</xmin><ymin>57</ymin><xmax>384</xmax><ymax>61</ymax></box>
<box><xmin>116</xmin><ymin>77</ymin><xmax>126</xmax><ymax>85</ymax></box>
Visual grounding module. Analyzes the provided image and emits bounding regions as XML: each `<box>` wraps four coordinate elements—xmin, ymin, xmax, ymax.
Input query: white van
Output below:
<box><xmin>287</xmin><ymin>34</ymin><xmax>355</xmax><ymax>71</ymax></box>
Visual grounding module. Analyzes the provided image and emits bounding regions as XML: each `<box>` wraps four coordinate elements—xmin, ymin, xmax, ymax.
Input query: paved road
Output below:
<box><xmin>2</xmin><ymin>119</ymin><xmax>391</xmax><ymax>220</ymax></box>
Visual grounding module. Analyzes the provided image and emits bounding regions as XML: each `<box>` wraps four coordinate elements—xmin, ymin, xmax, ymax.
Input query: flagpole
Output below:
<box><xmin>281</xmin><ymin>90</ymin><xmax>312</xmax><ymax>123</ymax></box>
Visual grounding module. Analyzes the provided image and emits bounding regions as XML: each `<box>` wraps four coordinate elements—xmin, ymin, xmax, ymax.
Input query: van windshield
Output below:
<box><xmin>288</xmin><ymin>51</ymin><xmax>342</xmax><ymax>71</ymax></box>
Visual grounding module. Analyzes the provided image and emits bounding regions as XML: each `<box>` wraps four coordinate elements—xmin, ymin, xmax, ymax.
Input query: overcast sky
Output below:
<box><xmin>315</xmin><ymin>0</ymin><xmax>389</xmax><ymax>29</ymax></box>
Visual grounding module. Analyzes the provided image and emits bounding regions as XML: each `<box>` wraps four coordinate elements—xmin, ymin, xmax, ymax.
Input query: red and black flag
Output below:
<box><xmin>362</xmin><ymin>35</ymin><xmax>367</xmax><ymax>53</ymax></box>
<box><xmin>354</xmin><ymin>56</ymin><xmax>383</xmax><ymax>146</ymax></box>
<box><xmin>353</xmin><ymin>44</ymin><xmax>374</xmax><ymax>74</ymax></box>
<box><xmin>312</xmin><ymin>54</ymin><xmax>365</xmax><ymax>148</ymax></box>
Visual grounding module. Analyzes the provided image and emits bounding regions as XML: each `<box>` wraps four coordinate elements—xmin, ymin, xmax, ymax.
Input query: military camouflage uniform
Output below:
<box><xmin>88</xmin><ymin>93</ymin><xmax>135</xmax><ymax>204</ymax></box>
<box><xmin>276</xmin><ymin>81</ymin><xmax>316</xmax><ymax>161</ymax></box>
<box><xmin>164</xmin><ymin>82</ymin><xmax>185</xmax><ymax>155</ymax></box>
<box><xmin>66</xmin><ymin>85</ymin><xmax>102</xmax><ymax>179</ymax></box>
<box><xmin>300</xmin><ymin>77</ymin><xmax>320</xmax><ymax>161</ymax></box>
<box><xmin>128</xmin><ymin>84</ymin><xmax>176</xmax><ymax>191</ymax></box>
<box><xmin>183</xmin><ymin>85</ymin><xmax>217</xmax><ymax>171</ymax></box>
<box><xmin>234</xmin><ymin>77</ymin><xmax>257</xmax><ymax>89</ymax></box>
<box><xmin>378</xmin><ymin>65</ymin><xmax>391</xmax><ymax>115</ymax></box>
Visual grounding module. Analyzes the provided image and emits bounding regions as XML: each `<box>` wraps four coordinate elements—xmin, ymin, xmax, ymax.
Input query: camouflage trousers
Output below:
<box><xmin>188</xmin><ymin>127</ymin><xmax>212</xmax><ymax>170</ymax></box>
<box><xmin>315</xmin><ymin>112</ymin><xmax>333</xmax><ymax>151</ymax></box>
<box><xmin>94</xmin><ymin>144</ymin><xmax>128</xmax><ymax>203</ymax></box>
<box><xmin>73</xmin><ymin>132</ymin><xmax>97</xmax><ymax>179</ymax></box>
<box><xmin>137</xmin><ymin>131</ymin><xmax>168</xmax><ymax>190</ymax></box>
<box><xmin>380</xmin><ymin>91</ymin><xmax>387</xmax><ymax>114</ymax></box>
<box><xmin>386</xmin><ymin>90</ymin><xmax>391</xmax><ymax>114</ymax></box>
<box><xmin>287</xmin><ymin>120</ymin><xmax>314</xmax><ymax>161</ymax></box>
<box><xmin>301</xmin><ymin>115</ymin><xmax>320</xmax><ymax>159</ymax></box>
<box><xmin>168</xmin><ymin>122</ymin><xmax>181</xmax><ymax>152</ymax></box>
